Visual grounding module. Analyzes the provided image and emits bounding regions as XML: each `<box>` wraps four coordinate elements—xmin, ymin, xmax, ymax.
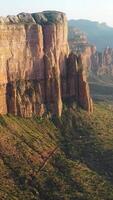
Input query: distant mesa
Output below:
<box><xmin>68</xmin><ymin>19</ymin><xmax>113</xmax><ymax>51</ymax></box>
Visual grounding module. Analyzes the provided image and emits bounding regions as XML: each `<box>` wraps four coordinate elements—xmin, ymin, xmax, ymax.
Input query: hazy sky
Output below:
<box><xmin>1</xmin><ymin>0</ymin><xmax>113</xmax><ymax>26</ymax></box>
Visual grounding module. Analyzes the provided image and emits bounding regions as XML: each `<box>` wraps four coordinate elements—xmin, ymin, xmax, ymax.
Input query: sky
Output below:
<box><xmin>0</xmin><ymin>0</ymin><xmax>113</xmax><ymax>27</ymax></box>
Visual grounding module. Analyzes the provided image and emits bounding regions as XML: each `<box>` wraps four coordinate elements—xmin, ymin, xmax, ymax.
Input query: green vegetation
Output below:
<box><xmin>1</xmin><ymin>102</ymin><xmax>113</xmax><ymax>199</ymax></box>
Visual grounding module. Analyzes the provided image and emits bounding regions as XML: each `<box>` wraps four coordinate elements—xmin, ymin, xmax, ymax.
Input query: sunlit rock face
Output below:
<box><xmin>0</xmin><ymin>11</ymin><xmax>93</xmax><ymax>117</ymax></box>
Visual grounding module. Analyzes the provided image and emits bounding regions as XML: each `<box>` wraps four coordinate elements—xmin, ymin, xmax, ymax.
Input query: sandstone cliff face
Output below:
<box><xmin>66</xmin><ymin>52</ymin><xmax>93</xmax><ymax>112</ymax></box>
<box><xmin>0</xmin><ymin>11</ymin><xmax>93</xmax><ymax>117</ymax></box>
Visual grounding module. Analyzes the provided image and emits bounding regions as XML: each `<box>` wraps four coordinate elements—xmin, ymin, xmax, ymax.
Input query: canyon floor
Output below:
<box><xmin>0</xmin><ymin>101</ymin><xmax>113</xmax><ymax>200</ymax></box>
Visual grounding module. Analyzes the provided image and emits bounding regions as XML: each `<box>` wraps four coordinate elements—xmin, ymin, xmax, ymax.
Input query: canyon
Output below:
<box><xmin>0</xmin><ymin>11</ymin><xmax>93</xmax><ymax>118</ymax></box>
<box><xmin>1</xmin><ymin>11</ymin><xmax>113</xmax><ymax>200</ymax></box>
<box><xmin>68</xmin><ymin>24</ymin><xmax>113</xmax><ymax>77</ymax></box>
<box><xmin>68</xmin><ymin>19</ymin><xmax>113</xmax><ymax>51</ymax></box>
<box><xmin>68</xmin><ymin>25</ymin><xmax>113</xmax><ymax>102</ymax></box>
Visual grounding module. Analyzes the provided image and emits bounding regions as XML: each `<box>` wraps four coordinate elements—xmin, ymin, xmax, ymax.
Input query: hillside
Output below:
<box><xmin>1</xmin><ymin>102</ymin><xmax>113</xmax><ymax>199</ymax></box>
<box><xmin>68</xmin><ymin>19</ymin><xmax>113</xmax><ymax>51</ymax></box>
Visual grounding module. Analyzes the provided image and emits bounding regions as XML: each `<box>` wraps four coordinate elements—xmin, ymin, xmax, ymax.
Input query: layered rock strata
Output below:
<box><xmin>0</xmin><ymin>11</ymin><xmax>93</xmax><ymax>117</ymax></box>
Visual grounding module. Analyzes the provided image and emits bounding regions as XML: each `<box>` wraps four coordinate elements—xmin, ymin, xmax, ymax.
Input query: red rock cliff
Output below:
<box><xmin>0</xmin><ymin>11</ymin><xmax>93</xmax><ymax>117</ymax></box>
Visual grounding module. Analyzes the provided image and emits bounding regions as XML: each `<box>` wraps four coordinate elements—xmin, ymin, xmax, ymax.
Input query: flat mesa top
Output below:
<box><xmin>0</xmin><ymin>11</ymin><xmax>66</xmax><ymax>25</ymax></box>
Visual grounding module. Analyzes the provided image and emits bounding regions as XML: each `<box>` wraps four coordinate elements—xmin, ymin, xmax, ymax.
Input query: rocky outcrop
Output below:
<box><xmin>68</xmin><ymin>26</ymin><xmax>92</xmax><ymax>73</ymax></box>
<box><xmin>66</xmin><ymin>52</ymin><xmax>93</xmax><ymax>112</ymax></box>
<box><xmin>68</xmin><ymin>26</ymin><xmax>88</xmax><ymax>52</ymax></box>
<box><xmin>0</xmin><ymin>11</ymin><xmax>93</xmax><ymax>117</ymax></box>
<box><xmin>91</xmin><ymin>47</ymin><xmax>113</xmax><ymax>76</ymax></box>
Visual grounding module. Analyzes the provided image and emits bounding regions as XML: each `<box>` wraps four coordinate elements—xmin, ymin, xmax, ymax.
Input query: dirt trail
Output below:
<box><xmin>38</xmin><ymin>146</ymin><xmax>58</xmax><ymax>173</ymax></box>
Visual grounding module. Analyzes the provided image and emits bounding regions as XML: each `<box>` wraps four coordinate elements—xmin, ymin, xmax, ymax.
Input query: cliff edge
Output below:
<box><xmin>0</xmin><ymin>11</ymin><xmax>93</xmax><ymax>117</ymax></box>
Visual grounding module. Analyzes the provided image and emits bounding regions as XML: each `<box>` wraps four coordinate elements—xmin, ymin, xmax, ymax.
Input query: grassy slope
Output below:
<box><xmin>0</xmin><ymin>103</ymin><xmax>113</xmax><ymax>199</ymax></box>
<box><xmin>89</xmin><ymin>75</ymin><xmax>113</xmax><ymax>102</ymax></box>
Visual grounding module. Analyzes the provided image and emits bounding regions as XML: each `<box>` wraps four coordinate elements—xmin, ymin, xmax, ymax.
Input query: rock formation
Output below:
<box><xmin>68</xmin><ymin>26</ymin><xmax>113</xmax><ymax>77</ymax></box>
<box><xmin>66</xmin><ymin>52</ymin><xmax>93</xmax><ymax>112</ymax></box>
<box><xmin>0</xmin><ymin>11</ymin><xmax>93</xmax><ymax>117</ymax></box>
<box><xmin>68</xmin><ymin>26</ymin><xmax>92</xmax><ymax>73</ymax></box>
<box><xmin>68</xmin><ymin>26</ymin><xmax>89</xmax><ymax>52</ymax></box>
<box><xmin>91</xmin><ymin>46</ymin><xmax>113</xmax><ymax>76</ymax></box>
